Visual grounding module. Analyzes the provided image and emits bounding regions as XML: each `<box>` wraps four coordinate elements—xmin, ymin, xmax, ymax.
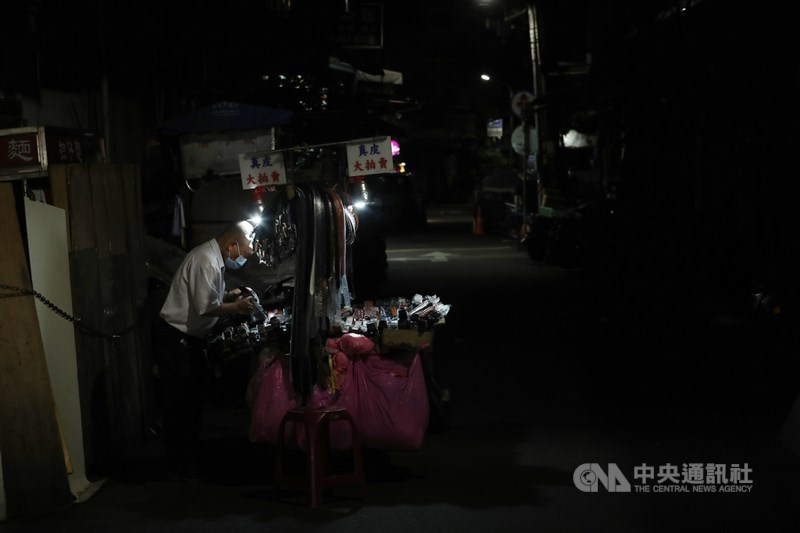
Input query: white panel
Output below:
<box><xmin>23</xmin><ymin>199</ymin><xmax>99</xmax><ymax>501</ymax></box>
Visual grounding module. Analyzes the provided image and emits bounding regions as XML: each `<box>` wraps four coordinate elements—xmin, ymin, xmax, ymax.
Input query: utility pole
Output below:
<box><xmin>526</xmin><ymin>2</ymin><xmax>544</xmax><ymax>212</ymax></box>
<box><xmin>503</xmin><ymin>1</ymin><xmax>543</xmax><ymax>238</ymax></box>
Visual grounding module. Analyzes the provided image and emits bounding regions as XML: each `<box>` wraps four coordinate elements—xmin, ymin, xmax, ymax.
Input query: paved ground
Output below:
<box><xmin>4</xmin><ymin>204</ymin><xmax>800</xmax><ymax>531</ymax></box>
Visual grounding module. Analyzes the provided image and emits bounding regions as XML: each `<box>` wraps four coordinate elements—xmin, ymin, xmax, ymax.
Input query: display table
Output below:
<box><xmin>209</xmin><ymin>294</ymin><xmax>449</xmax><ymax>450</ymax></box>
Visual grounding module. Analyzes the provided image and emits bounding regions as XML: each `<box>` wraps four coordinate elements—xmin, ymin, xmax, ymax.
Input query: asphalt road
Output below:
<box><xmin>4</xmin><ymin>204</ymin><xmax>800</xmax><ymax>531</ymax></box>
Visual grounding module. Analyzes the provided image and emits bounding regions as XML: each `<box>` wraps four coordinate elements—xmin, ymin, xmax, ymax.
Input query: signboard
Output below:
<box><xmin>511</xmin><ymin>91</ymin><xmax>535</xmax><ymax>118</ymax></box>
<box><xmin>487</xmin><ymin>118</ymin><xmax>503</xmax><ymax>139</ymax></box>
<box><xmin>45</xmin><ymin>132</ymin><xmax>101</xmax><ymax>165</ymax></box>
<box><xmin>346</xmin><ymin>136</ymin><xmax>392</xmax><ymax>177</ymax></box>
<box><xmin>1</xmin><ymin>126</ymin><xmax>102</xmax><ymax>181</ymax></box>
<box><xmin>511</xmin><ymin>125</ymin><xmax>538</xmax><ymax>156</ymax></box>
<box><xmin>238</xmin><ymin>150</ymin><xmax>287</xmax><ymax>189</ymax></box>
<box><xmin>181</xmin><ymin>129</ymin><xmax>274</xmax><ymax>180</ymax></box>
<box><xmin>1</xmin><ymin>132</ymin><xmax>39</xmax><ymax>168</ymax></box>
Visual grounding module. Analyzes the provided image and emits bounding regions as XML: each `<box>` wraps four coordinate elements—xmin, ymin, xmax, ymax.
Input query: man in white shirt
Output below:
<box><xmin>154</xmin><ymin>221</ymin><xmax>256</xmax><ymax>480</ymax></box>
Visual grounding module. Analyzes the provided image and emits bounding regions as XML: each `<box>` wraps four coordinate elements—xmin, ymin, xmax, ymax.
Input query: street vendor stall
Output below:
<box><xmin>141</xmin><ymin>122</ymin><xmax>451</xmax><ymax>507</ymax></box>
<box><xmin>195</xmin><ymin>135</ymin><xmax>448</xmax><ymax>452</ymax></box>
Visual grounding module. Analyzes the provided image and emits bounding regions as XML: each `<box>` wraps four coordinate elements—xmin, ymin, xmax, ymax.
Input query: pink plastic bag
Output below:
<box><xmin>248</xmin><ymin>357</ymin><xmax>299</xmax><ymax>444</ymax></box>
<box><xmin>336</xmin><ymin>347</ymin><xmax>430</xmax><ymax>449</ymax></box>
<box><xmin>249</xmin><ymin>334</ymin><xmax>430</xmax><ymax>450</ymax></box>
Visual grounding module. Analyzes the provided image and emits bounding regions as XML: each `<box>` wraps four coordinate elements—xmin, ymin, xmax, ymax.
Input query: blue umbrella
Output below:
<box><xmin>157</xmin><ymin>101</ymin><xmax>293</xmax><ymax>135</ymax></box>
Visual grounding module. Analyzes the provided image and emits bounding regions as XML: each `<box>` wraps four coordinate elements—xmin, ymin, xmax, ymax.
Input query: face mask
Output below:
<box><xmin>224</xmin><ymin>242</ymin><xmax>247</xmax><ymax>270</ymax></box>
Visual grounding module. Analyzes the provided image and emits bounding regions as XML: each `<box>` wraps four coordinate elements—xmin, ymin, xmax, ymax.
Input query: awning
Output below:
<box><xmin>329</xmin><ymin>57</ymin><xmax>403</xmax><ymax>85</ymax></box>
<box><xmin>355</xmin><ymin>69</ymin><xmax>403</xmax><ymax>85</ymax></box>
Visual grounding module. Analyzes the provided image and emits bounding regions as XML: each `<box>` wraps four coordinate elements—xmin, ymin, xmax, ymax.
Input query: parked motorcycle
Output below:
<box><xmin>525</xmin><ymin>193</ymin><xmax>619</xmax><ymax>275</ymax></box>
<box><xmin>525</xmin><ymin>201</ymin><xmax>583</xmax><ymax>267</ymax></box>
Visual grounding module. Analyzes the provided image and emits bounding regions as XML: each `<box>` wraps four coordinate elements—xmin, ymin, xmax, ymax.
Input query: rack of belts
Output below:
<box><xmin>288</xmin><ymin>184</ymin><xmax>351</xmax><ymax>403</ymax></box>
<box><xmin>216</xmin><ymin>134</ymin><xmax>394</xmax><ymax>404</ymax></box>
<box><xmin>248</xmin><ymin>143</ymin><xmax>361</xmax><ymax>406</ymax></box>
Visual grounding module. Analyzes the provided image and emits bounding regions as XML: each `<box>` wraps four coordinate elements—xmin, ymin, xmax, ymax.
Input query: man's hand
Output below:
<box><xmin>223</xmin><ymin>288</ymin><xmax>242</xmax><ymax>303</ymax></box>
<box><xmin>206</xmin><ymin>292</ymin><xmax>256</xmax><ymax>317</ymax></box>
<box><xmin>233</xmin><ymin>296</ymin><xmax>255</xmax><ymax>315</ymax></box>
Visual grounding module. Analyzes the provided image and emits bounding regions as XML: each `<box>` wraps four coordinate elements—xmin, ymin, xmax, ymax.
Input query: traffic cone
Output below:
<box><xmin>473</xmin><ymin>207</ymin><xmax>485</xmax><ymax>235</ymax></box>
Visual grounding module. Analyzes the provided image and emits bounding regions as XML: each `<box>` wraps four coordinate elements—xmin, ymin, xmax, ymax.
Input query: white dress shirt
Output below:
<box><xmin>160</xmin><ymin>238</ymin><xmax>225</xmax><ymax>338</ymax></box>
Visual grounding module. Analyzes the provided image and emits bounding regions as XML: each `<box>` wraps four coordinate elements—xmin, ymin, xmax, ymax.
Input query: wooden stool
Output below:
<box><xmin>275</xmin><ymin>406</ymin><xmax>366</xmax><ymax>507</ymax></box>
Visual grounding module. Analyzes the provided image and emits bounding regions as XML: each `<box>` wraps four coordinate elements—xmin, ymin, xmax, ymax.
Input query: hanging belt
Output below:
<box><xmin>328</xmin><ymin>189</ymin><xmax>346</xmax><ymax>279</ymax></box>
<box><xmin>289</xmin><ymin>185</ymin><xmax>315</xmax><ymax>403</ymax></box>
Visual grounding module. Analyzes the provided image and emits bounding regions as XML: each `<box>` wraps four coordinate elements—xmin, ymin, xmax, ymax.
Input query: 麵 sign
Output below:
<box><xmin>346</xmin><ymin>137</ymin><xmax>392</xmax><ymax>177</ymax></box>
<box><xmin>238</xmin><ymin>150</ymin><xmax>287</xmax><ymax>189</ymax></box>
<box><xmin>1</xmin><ymin>133</ymin><xmax>40</xmax><ymax>168</ymax></box>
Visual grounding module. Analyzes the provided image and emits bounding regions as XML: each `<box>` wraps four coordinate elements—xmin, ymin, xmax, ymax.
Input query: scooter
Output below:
<box><xmin>525</xmin><ymin>193</ymin><xmax>618</xmax><ymax>273</ymax></box>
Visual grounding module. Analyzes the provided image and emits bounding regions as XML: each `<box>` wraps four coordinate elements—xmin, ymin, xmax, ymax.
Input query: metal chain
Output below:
<box><xmin>0</xmin><ymin>283</ymin><xmax>138</xmax><ymax>339</ymax></box>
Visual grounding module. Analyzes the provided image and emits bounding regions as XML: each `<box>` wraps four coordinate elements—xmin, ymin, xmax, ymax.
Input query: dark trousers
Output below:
<box><xmin>153</xmin><ymin>318</ymin><xmax>211</xmax><ymax>472</ymax></box>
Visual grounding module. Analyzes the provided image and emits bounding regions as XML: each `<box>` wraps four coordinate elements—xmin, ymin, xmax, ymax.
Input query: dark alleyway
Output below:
<box><xmin>3</xmin><ymin>205</ymin><xmax>800</xmax><ymax>532</ymax></box>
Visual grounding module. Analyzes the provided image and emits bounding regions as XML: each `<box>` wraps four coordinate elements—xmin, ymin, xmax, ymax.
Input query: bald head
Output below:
<box><xmin>217</xmin><ymin>221</ymin><xmax>255</xmax><ymax>262</ymax></box>
<box><xmin>217</xmin><ymin>221</ymin><xmax>253</xmax><ymax>241</ymax></box>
